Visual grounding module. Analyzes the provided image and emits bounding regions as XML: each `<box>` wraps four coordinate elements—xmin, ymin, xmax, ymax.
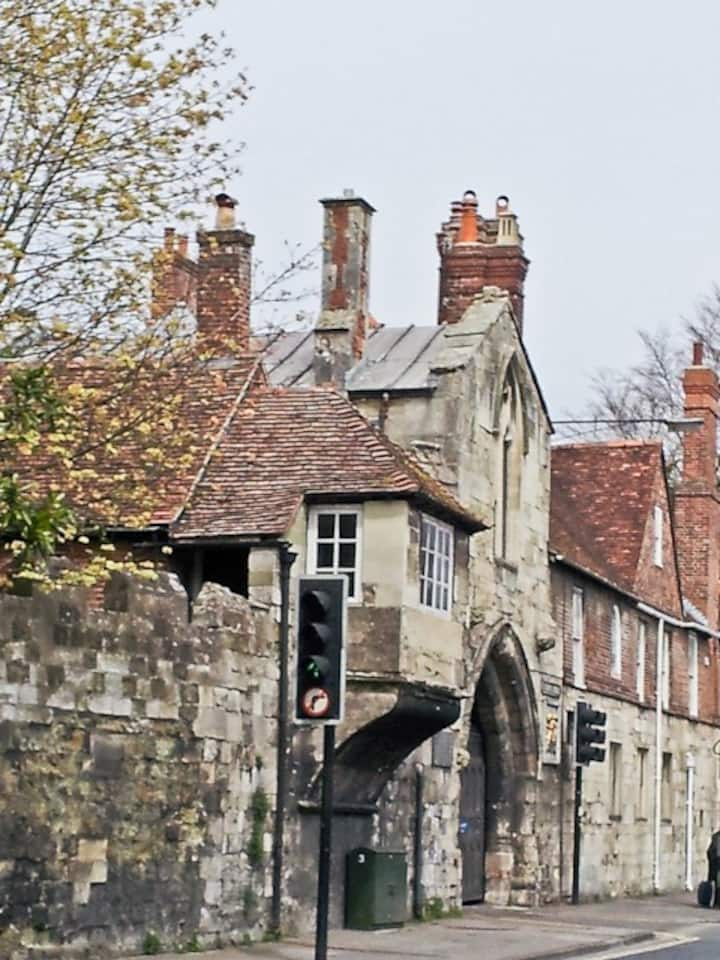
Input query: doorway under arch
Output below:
<box><xmin>459</xmin><ymin>625</ymin><xmax>540</xmax><ymax>905</ymax></box>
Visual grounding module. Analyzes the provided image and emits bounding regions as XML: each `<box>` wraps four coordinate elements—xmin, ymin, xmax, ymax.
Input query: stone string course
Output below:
<box><xmin>0</xmin><ymin>574</ymin><xmax>278</xmax><ymax>959</ymax></box>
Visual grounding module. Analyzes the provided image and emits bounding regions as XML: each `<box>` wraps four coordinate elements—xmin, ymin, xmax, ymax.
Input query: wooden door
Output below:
<box><xmin>459</xmin><ymin>723</ymin><xmax>486</xmax><ymax>902</ymax></box>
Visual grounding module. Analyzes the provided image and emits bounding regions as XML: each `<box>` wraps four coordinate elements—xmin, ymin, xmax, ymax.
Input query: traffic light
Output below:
<box><xmin>295</xmin><ymin>575</ymin><xmax>346</xmax><ymax>723</ymax></box>
<box><xmin>575</xmin><ymin>700</ymin><xmax>607</xmax><ymax>765</ymax></box>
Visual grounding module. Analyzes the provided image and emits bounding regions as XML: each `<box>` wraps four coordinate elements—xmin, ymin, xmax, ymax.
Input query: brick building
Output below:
<box><xmin>550</xmin><ymin>346</ymin><xmax>720</xmax><ymax>898</ymax></box>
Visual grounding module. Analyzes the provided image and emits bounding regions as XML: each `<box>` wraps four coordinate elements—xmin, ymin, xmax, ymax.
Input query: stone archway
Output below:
<box><xmin>460</xmin><ymin>624</ymin><xmax>540</xmax><ymax>906</ymax></box>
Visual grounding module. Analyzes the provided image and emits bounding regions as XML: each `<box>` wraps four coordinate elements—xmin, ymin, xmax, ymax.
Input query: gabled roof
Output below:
<box><xmin>173</xmin><ymin>388</ymin><xmax>486</xmax><ymax>539</ymax></box>
<box><xmin>4</xmin><ymin>356</ymin><xmax>265</xmax><ymax>530</ymax></box>
<box><xmin>262</xmin><ymin>292</ymin><xmax>552</xmax><ymax>427</ymax></box>
<box><xmin>550</xmin><ymin>440</ymin><xmax>673</xmax><ymax>599</ymax></box>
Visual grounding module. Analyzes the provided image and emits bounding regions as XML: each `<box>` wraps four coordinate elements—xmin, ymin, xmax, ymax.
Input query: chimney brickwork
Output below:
<box><xmin>196</xmin><ymin>194</ymin><xmax>254</xmax><ymax>354</ymax></box>
<box><xmin>313</xmin><ymin>192</ymin><xmax>374</xmax><ymax>387</ymax></box>
<box><xmin>153</xmin><ymin>194</ymin><xmax>254</xmax><ymax>355</ymax></box>
<box><xmin>437</xmin><ymin>191</ymin><xmax>528</xmax><ymax>331</ymax></box>
<box><xmin>151</xmin><ymin>228</ymin><xmax>197</xmax><ymax>318</ymax></box>
<box><xmin>673</xmin><ymin>342</ymin><xmax>720</xmax><ymax>630</ymax></box>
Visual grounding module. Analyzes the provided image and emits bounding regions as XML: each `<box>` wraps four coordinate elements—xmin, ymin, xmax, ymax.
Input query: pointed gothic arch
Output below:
<box><xmin>460</xmin><ymin>623</ymin><xmax>540</xmax><ymax>905</ymax></box>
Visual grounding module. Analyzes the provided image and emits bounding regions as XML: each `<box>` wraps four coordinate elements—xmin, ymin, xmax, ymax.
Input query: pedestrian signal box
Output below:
<box><xmin>575</xmin><ymin>700</ymin><xmax>607</xmax><ymax>765</ymax></box>
<box><xmin>295</xmin><ymin>575</ymin><xmax>346</xmax><ymax>724</ymax></box>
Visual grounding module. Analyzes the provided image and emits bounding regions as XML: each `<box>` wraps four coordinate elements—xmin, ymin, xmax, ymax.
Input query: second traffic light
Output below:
<box><xmin>295</xmin><ymin>575</ymin><xmax>346</xmax><ymax>724</ymax></box>
<box><xmin>575</xmin><ymin>700</ymin><xmax>607</xmax><ymax>765</ymax></box>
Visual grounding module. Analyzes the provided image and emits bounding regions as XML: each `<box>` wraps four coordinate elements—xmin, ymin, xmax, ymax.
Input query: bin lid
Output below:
<box><xmin>349</xmin><ymin>847</ymin><xmax>406</xmax><ymax>857</ymax></box>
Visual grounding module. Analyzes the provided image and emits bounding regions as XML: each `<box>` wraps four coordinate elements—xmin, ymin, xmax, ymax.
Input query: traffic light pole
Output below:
<box><xmin>571</xmin><ymin>763</ymin><xmax>582</xmax><ymax>904</ymax></box>
<box><xmin>315</xmin><ymin>724</ymin><xmax>336</xmax><ymax>960</ymax></box>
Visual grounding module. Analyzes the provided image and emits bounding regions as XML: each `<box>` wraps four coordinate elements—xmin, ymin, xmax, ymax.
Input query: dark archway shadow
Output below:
<box><xmin>462</xmin><ymin>624</ymin><xmax>540</xmax><ymax>905</ymax></box>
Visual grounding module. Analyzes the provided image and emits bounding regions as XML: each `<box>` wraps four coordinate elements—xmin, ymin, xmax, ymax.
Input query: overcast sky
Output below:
<box><xmin>196</xmin><ymin>0</ymin><xmax>720</xmax><ymax>417</ymax></box>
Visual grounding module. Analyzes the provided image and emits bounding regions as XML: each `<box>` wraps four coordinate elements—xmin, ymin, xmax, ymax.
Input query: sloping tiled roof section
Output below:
<box><xmin>550</xmin><ymin>440</ymin><xmax>663</xmax><ymax>595</ymax></box>
<box><xmin>173</xmin><ymin>388</ymin><xmax>486</xmax><ymax>539</ymax></box>
<box><xmin>2</xmin><ymin>356</ymin><xmax>264</xmax><ymax>528</ymax></box>
<box><xmin>261</xmin><ymin>295</ymin><xmax>552</xmax><ymax>426</ymax></box>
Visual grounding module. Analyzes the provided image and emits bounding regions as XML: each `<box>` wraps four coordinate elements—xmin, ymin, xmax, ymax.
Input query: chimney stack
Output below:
<box><xmin>673</xmin><ymin>341</ymin><xmax>720</xmax><ymax>629</ymax></box>
<box><xmin>151</xmin><ymin>228</ymin><xmax>197</xmax><ymax>318</ymax></box>
<box><xmin>195</xmin><ymin>193</ymin><xmax>254</xmax><ymax>354</ymax></box>
<box><xmin>436</xmin><ymin>191</ymin><xmax>528</xmax><ymax>331</ymax></box>
<box><xmin>313</xmin><ymin>190</ymin><xmax>375</xmax><ymax>387</ymax></box>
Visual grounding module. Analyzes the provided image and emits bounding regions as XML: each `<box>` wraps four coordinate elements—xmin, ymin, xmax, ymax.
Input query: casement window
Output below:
<box><xmin>609</xmin><ymin>742</ymin><xmax>623</xmax><ymax>819</ymax></box>
<box><xmin>611</xmin><ymin>604</ymin><xmax>622</xmax><ymax>679</ymax></box>
<box><xmin>653</xmin><ymin>505</ymin><xmax>664</xmax><ymax>567</ymax></box>
<box><xmin>662</xmin><ymin>629</ymin><xmax>671</xmax><ymax>710</ymax></box>
<box><xmin>661</xmin><ymin>753</ymin><xmax>672</xmax><ymax>820</ymax></box>
<box><xmin>636</xmin><ymin>747</ymin><xmax>649</xmax><ymax>819</ymax></box>
<box><xmin>420</xmin><ymin>515</ymin><xmax>454</xmax><ymax>614</ymax></box>
<box><xmin>636</xmin><ymin>620</ymin><xmax>646</xmax><ymax>702</ymax></box>
<box><xmin>307</xmin><ymin>506</ymin><xmax>362</xmax><ymax>601</ymax></box>
<box><xmin>571</xmin><ymin>587</ymin><xmax>585</xmax><ymax>686</ymax></box>
<box><xmin>688</xmin><ymin>632</ymin><xmax>699</xmax><ymax>718</ymax></box>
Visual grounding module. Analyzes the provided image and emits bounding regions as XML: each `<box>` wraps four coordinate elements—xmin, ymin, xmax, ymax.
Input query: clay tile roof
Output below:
<box><xmin>550</xmin><ymin>440</ymin><xmax>663</xmax><ymax>594</ymax></box>
<box><xmin>3</xmin><ymin>355</ymin><xmax>264</xmax><ymax>529</ymax></box>
<box><xmin>173</xmin><ymin>387</ymin><xmax>486</xmax><ymax>539</ymax></box>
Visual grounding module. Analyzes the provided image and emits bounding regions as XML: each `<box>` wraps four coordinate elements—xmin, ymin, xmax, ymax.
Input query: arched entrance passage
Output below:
<box><xmin>459</xmin><ymin>625</ymin><xmax>539</xmax><ymax>905</ymax></box>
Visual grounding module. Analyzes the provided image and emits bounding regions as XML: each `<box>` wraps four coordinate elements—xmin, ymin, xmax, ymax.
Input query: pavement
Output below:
<box><xmin>116</xmin><ymin>892</ymin><xmax>720</xmax><ymax>960</ymax></box>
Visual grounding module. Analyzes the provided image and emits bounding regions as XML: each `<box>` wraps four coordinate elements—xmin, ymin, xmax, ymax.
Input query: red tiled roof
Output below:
<box><xmin>4</xmin><ymin>356</ymin><xmax>264</xmax><ymax>529</ymax></box>
<box><xmin>550</xmin><ymin>440</ymin><xmax>662</xmax><ymax>594</ymax></box>
<box><xmin>173</xmin><ymin>387</ymin><xmax>485</xmax><ymax>538</ymax></box>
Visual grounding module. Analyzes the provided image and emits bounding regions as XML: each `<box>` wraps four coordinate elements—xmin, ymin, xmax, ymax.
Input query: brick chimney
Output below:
<box><xmin>195</xmin><ymin>193</ymin><xmax>254</xmax><ymax>354</ymax></box>
<box><xmin>437</xmin><ymin>191</ymin><xmax>528</xmax><ymax>331</ymax></box>
<box><xmin>313</xmin><ymin>190</ymin><xmax>375</xmax><ymax>387</ymax></box>
<box><xmin>151</xmin><ymin>227</ymin><xmax>197</xmax><ymax>318</ymax></box>
<box><xmin>673</xmin><ymin>341</ymin><xmax>720</xmax><ymax>629</ymax></box>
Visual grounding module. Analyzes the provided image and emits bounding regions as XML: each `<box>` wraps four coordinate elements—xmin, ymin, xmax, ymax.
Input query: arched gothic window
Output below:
<box><xmin>495</xmin><ymin>362</ymin><xmax>524</xmax><ymax>561</ymax></box>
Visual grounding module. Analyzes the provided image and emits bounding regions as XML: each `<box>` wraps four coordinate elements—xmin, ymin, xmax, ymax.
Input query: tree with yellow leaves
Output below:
<box><xmin>0</xmin><ymin>0</ymin><xmax>249</xmax><ymax>585</ymax></box>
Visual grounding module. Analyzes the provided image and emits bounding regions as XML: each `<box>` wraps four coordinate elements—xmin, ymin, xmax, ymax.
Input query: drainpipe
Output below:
<box><xmin>413</xmin><ymin>763</ymin><xmax>425</xmax><ymax>919</ymax></box>
<box><xmin>271</xmin><ymin>543</ymin><xmax>297</xmax><ymax>935</ymax></box>
<box><xmin>685</xmin><ymin>752</ymin><xmax>695</xmax><ymax>891</ymax></box>
<box><xmin>653</xmin><ymin>616</ymin><xmax>664</xmax><ymax>894</ymax></box>
<box><xmin>636</xmin><ymin>601</ymin><xmax>720</xmax><ymax>894</ymax></box>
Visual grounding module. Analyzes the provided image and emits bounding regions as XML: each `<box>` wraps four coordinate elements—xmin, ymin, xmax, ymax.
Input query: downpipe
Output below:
<box><xmin>271</xmin><ymin>543</ymin><xmax>296</xmax><ymax>935</ymax></box>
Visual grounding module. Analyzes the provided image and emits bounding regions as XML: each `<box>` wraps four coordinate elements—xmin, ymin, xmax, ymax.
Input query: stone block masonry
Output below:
<box><xmin>0</xmin><ymin>574</ymin><xmax>278</xmax><ymax>958</ymax></box>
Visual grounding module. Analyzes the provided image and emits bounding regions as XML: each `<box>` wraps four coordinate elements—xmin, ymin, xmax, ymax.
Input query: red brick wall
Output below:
<box><xmin>196</xmin><ymin>228</ymin><xmax>254</xmax><ymax>352</ymax></box>
<box><xmin>674</xmin><ymin>357</ymin><xmax>720</xmax><ymax>630</ymax></box>
<box><xmin>634</xmin><ymin>466</ymin><xmax>682</xmax><ymax>617</ymax></box>
<box><xmin>553</xmin><ymin>563</ymin><xmax>717</xmax><ymax>722</ymax></box>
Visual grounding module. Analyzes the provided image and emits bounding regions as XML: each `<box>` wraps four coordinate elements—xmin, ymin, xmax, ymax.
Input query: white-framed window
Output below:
<box><xmin>611</xmin><ymin>604</ymin><xmax>622</xmax><ymax>679</ymax></box>
<box><xmin>636</xmin><ymin>619</ymin><xmax>646</xmax><ymax>702</ymax></box>
<box><xmin>571</xmin><ymin>587</ymin><xmax>585</xmax><ymax>686</ymax></box>
<box><xmin>688</xmin><ymin>631</ymin><xmax>699</xmax><ymax>718</ymax></box>
<box><xmin>307</xmin><ymin>505</ymin><xmax>362</xmax><ymax>602</ymax></box>
<box><xmin>662</xmin><ymin>629</ymin><xmax>671</xmax><ymax>710</ymax></box>
<box><xmin>420</xmin><ymin>514</ymin><xmax>454</xmax><ymax>614</ymax></box>
<box><xmin>609</xmin><ymin>742</ymin><xmax>623</xmax><ymax>819</ymax></box>
<box><xmin>636</xmin><ymin>746</ymin><xmax>649</xmax><ymax>819</ymax></box>
<box><xmin>653</xmin><ymin>505</ymin><xmax>664</xmax><ymax>567</ymax></box>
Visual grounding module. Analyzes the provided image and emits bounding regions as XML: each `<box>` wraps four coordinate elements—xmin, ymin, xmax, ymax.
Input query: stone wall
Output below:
<box><xmin>0</xmin><ymin>574</ymin><xmax>278</xmax><ymax>958</ymax></box>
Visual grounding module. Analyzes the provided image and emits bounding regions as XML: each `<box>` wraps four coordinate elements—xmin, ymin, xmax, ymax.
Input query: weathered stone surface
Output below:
<box><xmin>0</xmin><ymin>575</ymin><xmax>277</xmax><ymax>958</ymax></box>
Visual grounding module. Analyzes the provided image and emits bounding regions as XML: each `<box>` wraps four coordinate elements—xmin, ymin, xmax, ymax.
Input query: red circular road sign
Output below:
<box><xmin>301</xmin><ymin>687</ymin><xmax>331</xmax><ymax>719</ymax></box>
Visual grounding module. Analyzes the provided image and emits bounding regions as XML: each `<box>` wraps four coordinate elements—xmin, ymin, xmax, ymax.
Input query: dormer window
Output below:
<box><xmin>420</xmin><ymin>515</ymin><xmax>453</xmax><ymax>614</ymax></box>
<box><xmin>653</xmin><ymin>505</ymin><xmax>663</xmax><ymax>568</ymax></box>
<box><xmin>307</xmin><ymin>505</ymin><xmax>362</xmax><ymax>601</ymax></box>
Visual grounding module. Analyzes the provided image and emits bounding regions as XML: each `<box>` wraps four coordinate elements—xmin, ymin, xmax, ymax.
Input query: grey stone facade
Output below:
<box><xmin>0</xmin><ymin>574</ymin><xmax>278</xmax><ymax>957</ymax></box>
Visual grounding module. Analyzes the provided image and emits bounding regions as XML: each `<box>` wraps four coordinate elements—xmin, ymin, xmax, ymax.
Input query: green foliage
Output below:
<box><xmin>142</xmin><ymin>930</ymin><xmax>162</xmax><ymax>954</ymax></box>
<box><xmin>247</xmin><ymin>787</ymin><xmax>269</xmax><ymax>868</ymax></box>
<box><xmin>0</xmin><ymin>0</ymin><xmax>247</xmax><ymax>586</ymax></box>
<box><xmin>419</xmin><ymin>897</ymin><xmax>462</xmax><ymax>922</ymax></box>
